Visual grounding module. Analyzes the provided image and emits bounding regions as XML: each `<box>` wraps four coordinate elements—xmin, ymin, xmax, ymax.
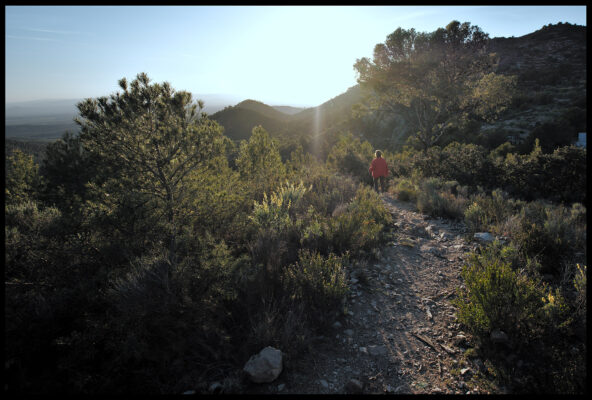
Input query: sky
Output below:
<box><xmin>5</xmin><ymin>5</ymin><xmax>587</xmax><ymax>107</ymax></box>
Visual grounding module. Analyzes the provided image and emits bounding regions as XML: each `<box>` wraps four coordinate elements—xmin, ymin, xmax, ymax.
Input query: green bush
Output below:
<box><xmin>541</xmin><ymin>146</ymin><xmax>587</xmax><ymax>204</ymax></box>
<box><xmin>572</xmin><ymin>264</ymin><xmax>587</xmax><ymax>326</ymax></box>
<box><xmin>299</xmin><ymin>206</ymin><xmax>332</xmax><ymax>255</ymax></box>
<box><xmin>440</xmin><ymin>142</ymin><xmax>494</xmax><ymax>187</ymax></box>
<box><xmin>236</xmin><ymin>125</ymin><xmax>287</xmax><ymax>200</ymax></box>
<box><xmin>326</xmin><ymin>132</ymin><xmax>375</xmax><ymax>184</ymax></box>
<box><xmin>102</xmin><ymin>237</ymin><xmax>246</xmax><ymax>393</ymax></box>
<box><xmin>299</xmin><ymin>171</ymin><xmax>359</xmax><ymax>217</ymax></box>
<box><xmin>5</xmin><ymin>149</ymin><xmax>41</xmax><ymax>205</ymax></box>
<box><xmin>247</xmin><ymin>183</ymin><xmax>301</xmax><ymax>277</ymax></box>
<box><xmin>182</xmin><ymin>157</ymin><xmax>252</xmax><ymax>242</ymax></box>
<box><xmin>464</xmin><ymin>189</ymin><xmax>517</xmax><ymax>234</ymax></box>
<box><xmin>489</xmin><ymin>141</ymin><xmax>516</xmax><ymax>160</ymax></box>
<box><xmin>455</xmin><ymin>244</ymin><xmax>568</xmax><ymax>342</ymax></box>
<box><xmin>416</xmin><ymin>178</ymin><xmax>468</xmax><ymax>220</ymax></box>
<box><xmin>328</xmin><ymin>186</ymin><xmax>393</xmax><ymax>255</ymax></box>
<box><xmin>390</xmin><ymin>177</ymin><xmax>418</xmax><ymax>202</ymax></box>
<box><xmin>393</xmin><ymin>140</ymin><xmax>586</xmax><ymax>205</ymax></box>
<box><xmin>508</xmin><ymin>201</ymin><xmax>586</xmax><ymax>276</ymax></box>
<box><xmin>499</xmin><ymin>142</ymin><xmax>586</xmax><ymax>203</ymax></box>
<box><xmin>283</xmin><ymin>250</ymin><xmax>348</xmax><ymax>327</ymax></box>
<box><xmin>5</xmin><ymin>200</ymin><xmax>63</xmax><ymax>282</ymax></box>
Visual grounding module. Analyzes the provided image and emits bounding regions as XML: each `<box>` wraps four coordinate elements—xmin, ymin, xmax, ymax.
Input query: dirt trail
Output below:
<box><xmin>246</xmin><ymin>193</ymin><xmax>494</xmax><ymax>395</ymax></box>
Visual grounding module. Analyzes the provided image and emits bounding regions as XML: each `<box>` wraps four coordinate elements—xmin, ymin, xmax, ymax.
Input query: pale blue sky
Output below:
<box><xmin>5</xmin><ymin>5</ymin><xmax>587</xmax><ymax>107</ymax></box>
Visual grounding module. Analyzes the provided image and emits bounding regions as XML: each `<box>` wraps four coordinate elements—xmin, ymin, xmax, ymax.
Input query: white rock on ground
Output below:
<box><xmin>474</xmin><ymin>232</ymin><xmax>495</xmax><ymax>242</ymax></box>
<box><xmin>243</xmin><ymin>346</ymin><xmax>283</xmax><ymax>383</ymax></box>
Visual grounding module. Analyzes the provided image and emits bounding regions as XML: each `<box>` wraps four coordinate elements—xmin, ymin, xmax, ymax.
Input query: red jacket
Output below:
<box><xmin>369</xmin><ymin>157</ymin><xmax>388</xmax><ymax>178</ymax></box>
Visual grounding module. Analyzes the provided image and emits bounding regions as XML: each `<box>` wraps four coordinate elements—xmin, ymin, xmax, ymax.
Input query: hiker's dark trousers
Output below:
<box><xmin>373</xmin><ymin>176</ymin><xmax>386</xmax><ymax>193</ymax></box>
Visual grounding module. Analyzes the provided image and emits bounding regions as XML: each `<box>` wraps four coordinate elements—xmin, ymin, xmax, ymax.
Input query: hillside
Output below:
<box><xmin>482</xmin><ymin>22</ymin><xmax>587</xmax><ymax>143</ymax></box>
<box><xmin>288</xmin><ymin>85</ymin><xmax>362</xmax><ymax>134</ymax></box>
<box><xmin>489</xmin><ymin>22</ymin><xmax>586</xmax><ymax>78</ymax></box>
<box><xmin>211</xmin><ymin>99</ymin><xmax>293</xmax><ymax>141</ymax></box>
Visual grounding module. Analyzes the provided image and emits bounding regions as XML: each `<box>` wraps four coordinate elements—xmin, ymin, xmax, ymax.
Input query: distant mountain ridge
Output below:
<box><xmin>211</xmin><ymin>100</ymin><xmax>294</xmax><ymax>141</ymax></box>
<box><xmin>211</xmin><ymin>85</ymin><xmax>361</xmax><ymax>145</ymax></box>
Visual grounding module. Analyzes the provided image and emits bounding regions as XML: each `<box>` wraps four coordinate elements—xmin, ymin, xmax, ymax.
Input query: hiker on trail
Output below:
<box><xmin>369</xmin><ymin>150</ymin><xmax>388</xmax><ymax>193</ymax></box>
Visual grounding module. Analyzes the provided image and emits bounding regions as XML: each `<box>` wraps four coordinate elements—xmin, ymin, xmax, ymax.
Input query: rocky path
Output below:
<box><xmin>246</xmin><ymin>193</ymin><xmax>494</xmax><ymax>395</ymax></box>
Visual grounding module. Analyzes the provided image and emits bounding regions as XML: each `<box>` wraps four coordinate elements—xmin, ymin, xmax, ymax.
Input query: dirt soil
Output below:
<box><xmin>243</xmin><ymin>193</ymin><xmax>499</xmax><ymax>395</ymax></box>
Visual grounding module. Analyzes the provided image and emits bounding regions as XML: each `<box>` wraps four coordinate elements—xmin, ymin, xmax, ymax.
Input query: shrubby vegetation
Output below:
<box><xmin>5</xmin><ymin>74</ymin><xmax>393</xmax><ymax>394</ymax></box>
<box><xmin>388</xmin><ymin>139</ymin><xmax>586</xmax><ymax>392</ymax></box>
<box><xmin>391</xmin><ymin>140</ymin><xmax>586</xmax><ymax>204</ymax></box>
<box><xmin>5</xmin><ymin>20</ymin><xmax>586</xmax><ymax>395</ymax></box>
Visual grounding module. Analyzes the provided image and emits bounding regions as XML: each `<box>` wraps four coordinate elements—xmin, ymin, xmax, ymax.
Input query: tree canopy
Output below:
<box><xmin>75</xmin><ymin>72</ymin><xmax>224</xmax><ymax>263</ymax></box>
<box><xmin>354</xmin><ymin>20</ymin><xmax>517</xmax><ymax>151</ymax></box>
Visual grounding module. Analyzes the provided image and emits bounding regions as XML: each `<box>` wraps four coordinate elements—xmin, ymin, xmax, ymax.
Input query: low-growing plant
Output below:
<box><xmin>508</xmin><ymin>200</ymin><xmax>586</xmax><ymax>276</ymax></box>
<box><xmin>416</xmin><ymin>177</ymin><xmax>468</xmax><ymax>220</ymax></box>
<box><xmin>455</xmin><ymin>244</ymin><xmax>568</xmax><ymax>343</ymax></box>
<box><xmin>299</xmin><ymin>206</ymin><xmax>332</xmax><ymax>255</ymax></box>
<box><xmin>464</xmin><ymin>189</ymin><xmax>517</xmax><ymax>234</ymax></box>
<box><xmin>248</xmin><ymin>186</ymin><xmax>300</xmax><ymax>278</ymax></box>
<box><xmin>300</xmin><ymin>171</ymin><xmax>359</xmax><ymax>217</ymax></box>
<box><xmin>391</xmin><ymin>177</ymin><xmax>418</xmax><ymax>202</ymax></box>
<box><xmin>325</xmin><ymin>132</ymin><xmax>376</xmax><ymax>184</ymax></box>
<box><xmin>572</xmin><ymin>264</ymin><xmax>587</xmax><ymax>326</ymax></box>
<box><xmin>328</xmin><ymin>186</ymin><xmax>393</xmax><ymax>255</ymax></box>
<box><xmin>283</xmin><ymin>250</ymin><xmax>349</xmax><ymax>327</ymax></box>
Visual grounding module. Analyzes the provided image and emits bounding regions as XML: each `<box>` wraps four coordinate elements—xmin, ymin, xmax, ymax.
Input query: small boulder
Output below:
<box><xmin>243</xmin><ymin>346</ymin><xmax>283</xmax><ymax>383</ymax></box>
<box><xmin>474</xmin><ymin>232</ymin><xmax>495</xmax><ymax>243</ymax></box>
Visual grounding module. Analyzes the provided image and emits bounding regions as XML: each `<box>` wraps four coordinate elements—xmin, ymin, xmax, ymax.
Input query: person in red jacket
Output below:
<box><xmin>369</xmin><ymin>150</ymin><xmax>388</xmax><ymax>193</ymax></box>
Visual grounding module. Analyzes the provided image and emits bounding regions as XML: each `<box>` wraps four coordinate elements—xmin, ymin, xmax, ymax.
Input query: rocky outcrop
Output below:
<box><xmin>243</xmin><ymin>346</ymin><xmax>283</xmax><ymax>383</ymax></box>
